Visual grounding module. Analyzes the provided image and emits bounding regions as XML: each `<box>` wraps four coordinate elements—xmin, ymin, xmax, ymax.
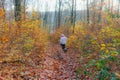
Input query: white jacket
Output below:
<box><xmin>60</xmin><ymin>36</ymin><xmax>67</xmax><ymax>44</ymax></box>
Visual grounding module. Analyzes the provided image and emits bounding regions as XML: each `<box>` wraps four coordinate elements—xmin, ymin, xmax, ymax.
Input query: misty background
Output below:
<box><xmin>1</xmin><ymin>0</ymin><xmax>120</xmax><ymax>32</ymax></box>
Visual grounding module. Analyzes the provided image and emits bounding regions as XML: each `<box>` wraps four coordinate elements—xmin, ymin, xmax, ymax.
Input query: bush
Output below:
<box><xmin>0</xmin><ymin>12</ymin><xmax>48</xmax><ymax>62</ymax></box>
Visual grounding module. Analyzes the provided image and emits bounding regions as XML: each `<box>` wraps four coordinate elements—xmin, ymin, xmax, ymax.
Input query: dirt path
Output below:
<box><xmin>37</xmin><ymin>44</ymin><xmax>80</xmax><ymax>80</ymax></box>
<box><xmin>0</xmin><ymin>44</ymin><xmax>80</xmax><ymax>80</ymax></box>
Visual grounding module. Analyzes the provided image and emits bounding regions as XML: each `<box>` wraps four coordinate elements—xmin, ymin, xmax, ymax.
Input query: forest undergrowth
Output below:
<box><xmin>0</xmin><ymin>8</ymin><xmax>120</xmax><ymax>80</ymax></box>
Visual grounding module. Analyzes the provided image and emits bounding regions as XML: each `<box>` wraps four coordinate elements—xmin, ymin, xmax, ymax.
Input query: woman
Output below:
<box><xmin>60</xmin><ymin>34</ymin><xmax>67</xmax><ymax>52</ymax></box>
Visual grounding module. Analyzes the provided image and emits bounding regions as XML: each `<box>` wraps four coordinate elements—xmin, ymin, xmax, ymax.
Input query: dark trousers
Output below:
<box><xmin>60</xmin><ymin>44</ymin><xmax>67</xmax><ymax>52</ymax></box>
<box><xmin>60</xmin><ymin>44</ymin><xmax>65</xmax><ymax>50</ymax></box>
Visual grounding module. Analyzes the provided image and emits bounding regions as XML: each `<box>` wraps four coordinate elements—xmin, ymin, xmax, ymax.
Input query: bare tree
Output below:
<box><xmin>98</xmin><ymin>0</ymin><xmax>104</xmax><ymax>22</ymax></box>
<box><xmin>14</xmin><ymin>0</ymin><xmax>21</xmax><ymax>21</ymax></box>
<box><xmin>43</xmin><ymin>3</ymin><xmax>48</xmax><ymax>28</ymax></box>
<box><xmin>71</xmin><ymin>0</ymin><xmax>74</xmax><ymax>25</ymax></box>
<box><xmin>54</xmin><ymin>0</ymin><xmax>58</xmax><ymax>29</ymax></box>
<box><xmin>0</xmin><ymin>0</ymin><xmax>5</xmax><ymax>9</ymax></box>
<box><xmin>108</xmin><ymin>0</ymin><xmax>111</xmax><ymax>12</ymax></box>
<box><xmin>111</xmin><ymin>0</ymin><xmax>113</xmax><ymax>13</ymax></box>
<box><xmin>22</xmin><ymin>0</ymin><xmax>28</xmax><ymax>20</ymax></box>
<box><xmin>58</xmin><ymin>0</ymin><xmax>62</xmax><ymax>27</ymax></box>
<box><xmin>70</xmin><ymin>0</ymin><xmax>76</xmax><ymax>33</ymax></box>
<box><xmin>86</xmin><ymin>0</ymin><xmax>89</xmax><ymax>24</ymax></box>
<box><xmin>117</xmin><ymin>0</ymin><xmax>120</xmax><ymax>17</ymax></box>
<box><xmin>73</xmin><ymin>0</ymin><xmax>76</xmax><ymax>27</ymax></box>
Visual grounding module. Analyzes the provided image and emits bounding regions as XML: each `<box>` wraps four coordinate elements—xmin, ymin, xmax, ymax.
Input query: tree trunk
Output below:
<box><xmin>108</xmin><ymin>0</ymin><xmax>111</xmax><ymax>12</ymax></box>
<box><xmin>43</xmin><ymin>4</ymin><xmax>48</xmax><ymax>28</ymax></box>
<box><xmin>118</xmin><ymin>0</ymin><xmax>120</xmax><ymax>17</ymax></box>
<box><xmin>23</xmin><ymin>0</ymin><xmax>26</xmax><ymax>20</ymax></box>
<box><xmin>14</xmin><ymin>0</ymin><xmax>21</xmax><ymax>21</ymax></box>
<box><xmin>71</xmin><ymin>0</ymin><xmax>74</xmax><ymax>25</ymax></box>
<box><xmin>98</xmin><ymin>0</ymin><xmax>104</xmax><ymax>22</ymax></box>
<box><xmin>111</xmin><ymin>0</ymin><xmax>113</xmax><ymax>13</ymax></box>
<box><xmin>58</xmin><ymin>0</ymin><xmax>61</xmax><ymax>27</ymax></box>
<box><xmin>0</xmin><ymin>0</ymin><xmax>5</xmax><ymax>9</ymax></box>
<box><xmin>54</xmin><ymin>0</ymin><xmax>58</xmax><ymax>30</ymax></box>
<box><xmin>73</xmin><ymin>0</ymin><xmax>76</xmax><ymax>33</ymax></box>
<box><xmin>87</xmin><ymin>0</ymin><xmax>89</xmax><ymax>24</ymax></box>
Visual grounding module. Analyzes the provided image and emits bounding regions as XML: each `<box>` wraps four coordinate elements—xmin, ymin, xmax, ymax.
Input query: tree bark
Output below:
<box><xmin>86</xmin><ymin>0</ymin><xmax>89</xmax><ymax>24</ymax></box>
<box><xmin>0</xmin><ymin>0</ymin><xmax>5</xmax><ymax>9</ymax></box>
<box><xmin>14</xmin><ymin>0</ymin><xmax>21</xmax><ymax>21</ymax></box>
<box><xmin>98</xmin><ymin>0</ymin><xmax>104</xmax><ymax>22</ymax></box>
<box><xmin>118</xmin><ymin>0</ymin><xmax>120</xmax><ymax>17</ymax></box>
<box><xmin>58</xmin><ymin>0</ymin><xmax>61</xmax><ymax>27</ymax></box>
<box><xmin>73</xmin><ymin>0</ymin><xmax>76</xmax><ymax>33</ymax></box>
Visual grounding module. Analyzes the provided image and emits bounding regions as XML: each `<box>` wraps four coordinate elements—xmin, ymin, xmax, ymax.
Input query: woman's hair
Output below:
<box><xmin>61</xmin><ymin>34</ymin><xmax>65</xmax><ymax>37</ymax></box>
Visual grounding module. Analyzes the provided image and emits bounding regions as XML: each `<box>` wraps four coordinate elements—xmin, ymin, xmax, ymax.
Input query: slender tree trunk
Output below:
<box><xmin>87</xmin><ymin>0</ymin><xmax>89</xmax><ymax>24</ymax></box>
<box><xmin>98</xmin><ymin>0</ymin><xmax>104</xmax><ymax>22</ymax></box>
<box><xmin>43</xmin><ymin>4</ymin><xmax>48</xmax><ymax>29</ymax></box>
<box><xmin>58</xmin><ymin>0</ymin><xmax>62</xmax><ymax>27</ymax></box>
<box><xmin>108</xmin><ymin>0</ymin><xmax>111</xmax><ymax>12</ymax></box>
<box><xmin>71</xmin><ymin>0</ymin><xmax>76</xmax><ymax>33</ymax></box>
<box><xmin>73</xmin><ymin>0</ymin><xmax>76</xmax><ymax>33</ymax></box>
<box><xmin>111</xmin><ymin>0</ymin><xmax>113</xmax><ymax>13</ymax></box>
<box><xmin>71</xmin><ymin>0</ymin><xmax>74</xmax><ymax>25</ymax></box>
<box><xmin>118</xmin><ymin>1</ymin><xmax>120</xmax><ymax>17</ymax></box>
<box><xmin>54</xmin><ymin>1</ymin><xmax>58</xmax><ymax>30</ymax></box>
<box><xmin>84</xmin><ymin>1</ymin><xmax>86</xmax><ymax>22</ymax></box>
<box><xmin>0</xmin><ymin>0</ymin><xmax>5</xmax><ymax>9</ymax></box>
<box><xmin>23</xmin><ymin>0</ymin><xmax>26</xmax><ymax>20</ymax></box>
<box><xmin>14</xmin><ymin>0</ymin><xmax>21</xmax><ymax>21</ymax></box>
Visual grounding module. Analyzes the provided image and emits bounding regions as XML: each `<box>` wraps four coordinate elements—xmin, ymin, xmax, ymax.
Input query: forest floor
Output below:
<box><xmin>0</xmin><ymin>43</ymin><xmax>81</xmax><ymax>80</ymax></box>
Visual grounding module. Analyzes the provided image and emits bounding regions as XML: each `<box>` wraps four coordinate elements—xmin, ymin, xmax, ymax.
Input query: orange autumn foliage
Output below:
<box><xmin>0</xmin><ymin>10</ymin><xmax>48</xmax><ymax>62</ymax></box>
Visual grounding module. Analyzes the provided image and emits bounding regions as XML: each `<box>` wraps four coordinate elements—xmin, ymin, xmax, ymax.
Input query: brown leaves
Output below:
<box><xmin>0</xmin><ymin>77</ymin><xmax>4</xmax><ymax>80</ymax></box>
<box><xmin>0</xmin><ymin>43</ymin><xmax>82</xmax><ymax>79</ymax></box>
<box><xmin>115</xmin><ymin>73</ymin><xmax>120</xmax><ymax>78</ymax></box>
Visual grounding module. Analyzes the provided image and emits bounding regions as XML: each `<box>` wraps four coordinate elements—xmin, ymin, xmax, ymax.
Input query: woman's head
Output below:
<box><xmin>61</xmin><ymin>34</ymin><xmax>65</xmax><ymax>37</ymax></box>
